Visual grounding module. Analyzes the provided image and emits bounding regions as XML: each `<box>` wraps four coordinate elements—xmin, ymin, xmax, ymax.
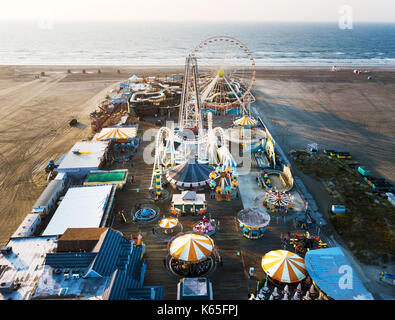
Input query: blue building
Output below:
<box><xmin>32</xmin><ymin>228</ymin><xmax>163</xmax><ymax>300</ymax></box>
<box><xmin>304</xmin><ymin>247</ymin><xmax>374</xmax><ymax>300</ymax></box>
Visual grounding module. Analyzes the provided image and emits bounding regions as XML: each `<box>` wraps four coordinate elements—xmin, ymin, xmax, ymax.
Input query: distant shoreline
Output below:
<box><xmin>3</xmin><ymin>64</ymin><xmax>395</xmax><ymax>71</ymax></box>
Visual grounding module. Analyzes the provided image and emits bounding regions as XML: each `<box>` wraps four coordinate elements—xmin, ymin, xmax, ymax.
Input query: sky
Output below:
<box><xmin>0</xmin><ymin>0</ymin><xmax>394</xmax><ymax>23</ymax></box>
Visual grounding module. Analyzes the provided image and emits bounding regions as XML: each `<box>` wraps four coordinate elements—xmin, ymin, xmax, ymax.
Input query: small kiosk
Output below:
<box><xmin>177</xmin><ymin>278</ymin><xmax>213</xmax><ymax>300</ymax></box>
<box><xmin>171</xmin><ymin>191</ymin><xmax>207</xmax><ymax>215</ymax></box>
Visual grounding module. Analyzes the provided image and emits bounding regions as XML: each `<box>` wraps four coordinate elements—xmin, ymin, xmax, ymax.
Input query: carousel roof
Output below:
<box><xmin>96</xmin><ymin>126</ymin><xmax>137</xmax><ymax>141</ymax></box>
<box><xmin>166</xmin><ymin>161</ymin><xmax>212</xmax><ymax>188</ymax></box>
<box><xmin>159</xmin><ymin>217</ymin><xmax>178</xmax><ymax>229</ymax></box>
<box><xmin>237</xmin><ymin>208</ymin><xmax>271</xmax><ymax>228</ymax></box>
<box><xmin>261</xmin><ymin>250</ymin><xmax>307</xmax><ymax>284</ymax></box>
<box><xmin>233</xmin><ymin>115</ymin><xmax>257</xmax><ymax>127</ymax></box>
<box><xmin>168</xmin><ymin>233</ymin><xmax>214</xmax><ymax>262</ymax></box>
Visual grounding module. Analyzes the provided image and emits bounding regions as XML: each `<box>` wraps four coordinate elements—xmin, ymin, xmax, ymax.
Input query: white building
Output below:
<box><xmin>32</xmin><ymin>173</ymin><xmax>67</xmax><ymax>215</ymax></box>
<box><xmin>11</xmin><ymin>214</ymin><xmax>42</xmax><ymax>238</ymax></box>
<box><xmin>0</xmin><ymin>237</ymin><xmax>57</xmax><ymax>300</ymax></box>
<box><xmin>42</xmin><ymin>185</ymin><xmax>115</xmax><ymax>236</ymax></box>
<box><xmin>56</xmin><ymin>141</ymin><xmax>110</xmax><ymax>179</ymax></box>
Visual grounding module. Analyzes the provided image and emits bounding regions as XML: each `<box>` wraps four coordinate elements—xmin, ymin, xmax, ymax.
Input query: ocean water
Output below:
<box><xmin>0</xmin><ymin>21</ymin><xmax>394</xmax><ymax>66</ymax></box>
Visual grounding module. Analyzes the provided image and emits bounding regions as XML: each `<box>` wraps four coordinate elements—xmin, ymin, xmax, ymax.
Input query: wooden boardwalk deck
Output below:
<box><xmin>108</xmin><ymin>121</ymin><xmax>301</xmax><ymax>300</ymax></box>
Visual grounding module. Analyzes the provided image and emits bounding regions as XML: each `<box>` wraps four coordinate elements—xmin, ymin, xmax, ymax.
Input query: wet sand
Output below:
<box><xmin>0</xmin><ymin>65</ymin><xmax>394</xmax><ymax>248</ymax></box>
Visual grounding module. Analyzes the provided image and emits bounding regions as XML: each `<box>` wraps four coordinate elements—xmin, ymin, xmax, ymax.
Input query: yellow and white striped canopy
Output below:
<box><xmin>97</xmin><ymin>127</ymin><xmax>137</xmax><ymax>141</ymax></box>
<box><xmin>169</xmin><ymin>233</ymin><xmax>214</xmax><ymax>262</ymax></box>
<box><xmin>261</xmin><ymin>250</ymin><xmax>307</xmax><ymax>283</ymax></box>
<box><xmin>159</xmin><ymin>217</ymin><xmax>178</xmax><ymax>229</ymax></box>
<box><xmin>233</xmin><ymin>115</ymin><xmax>257</xmax><ymax>127</ymax></box>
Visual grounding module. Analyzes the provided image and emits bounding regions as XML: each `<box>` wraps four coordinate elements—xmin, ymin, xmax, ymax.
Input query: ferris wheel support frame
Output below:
<box><xmin>178</xmin><ymin>55</ymin><xmax>203</xmax><ymax>134</ymax></box>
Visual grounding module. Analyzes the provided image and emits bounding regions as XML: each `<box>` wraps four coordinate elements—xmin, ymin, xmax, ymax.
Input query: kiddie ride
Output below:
<box><xmin>288</xmin><ymin>231</ymin><xmax>327</xmax><ymax>256</ymax></box>
<box><xmin>263</xmin><ymin>191</ymin><xmax>294</xmax><ymax>214</ymax></box>
<box><xmin>209</xmin><ymin>165</ymin><xmax>238</xmax><ymax>201</ymax></box>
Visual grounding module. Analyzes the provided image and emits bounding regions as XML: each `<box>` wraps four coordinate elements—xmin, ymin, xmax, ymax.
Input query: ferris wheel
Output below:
<box><xmin>191</xmin><ymin>36</ymin><xmax>256</xmax><ymax>110</ymax></box>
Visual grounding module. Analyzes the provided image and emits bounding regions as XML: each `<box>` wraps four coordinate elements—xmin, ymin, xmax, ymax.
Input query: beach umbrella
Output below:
<box><xmin>282</xmin><ymin>293</ymin><xmax>289</xmax><ymax>300</ymax></box>
<box><xmin>261</xmin><ymin>250</ymin><xmax>307</xmax><ymax>283</ymax></box>
<box><xmin>168</xmin><ymin>233</ymin><xmax>214</xmax><ymax>263</ymax></box>
<box><xmin>283</xmin><ymin>284</ymin><xmax>290</xmax><ymax>294</ymax></box>
<box><xmin>269</xmin><ymin>294</ymin><xmax>274</xmax><ymax>300</ymax></box>
<box><xmin>159</xmin><ymin>217</ymin><xmax>178</xmax><ymax>229</ymax></box>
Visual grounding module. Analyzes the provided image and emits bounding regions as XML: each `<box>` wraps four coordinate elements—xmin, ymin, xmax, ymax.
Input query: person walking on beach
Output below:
<box><xmin>131</xmin><ymin>175</ymin><xmax>134</xmax><ymax>184</ymax></box>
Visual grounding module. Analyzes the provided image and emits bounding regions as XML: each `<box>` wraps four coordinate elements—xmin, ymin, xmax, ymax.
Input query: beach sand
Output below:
<box><xmin>0</xmin><ymin>65</ymin><xmax>394</xmax><ymax>249</ymax></box>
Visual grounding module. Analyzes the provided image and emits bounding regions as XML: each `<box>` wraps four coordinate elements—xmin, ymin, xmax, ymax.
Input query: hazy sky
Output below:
<box><xmin>0</xmin><ymin>0</ymin><xmax>394</xmax><ymax>22</ymax></box>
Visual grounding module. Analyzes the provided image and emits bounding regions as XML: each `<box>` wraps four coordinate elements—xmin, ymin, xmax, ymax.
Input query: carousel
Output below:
<box><xmin>209</xmin><ymin>165</ymin><xmax>238</xmax><ymax>201</ymax></box>
<box><xmin>237</xmin><ymin>208</ymin><xmax>271</xmax><ymax>239</ymax></box>
<box><xmin>97</xmin><ymin>126</ymin><xmax>139</xmax><ymax>161</ymax></box>
<box><xmin>153</xmin><ymin>216</ymin><xmax>183</xmax><ymax>241</ymax></box>
<box><xmin>159</xmin><ymin>217</ymin><xmax>179</xmax><ymax>234</ymax></box>
<box><xmin>261</xmin><ymin>250</ymin><xmax>307</xmax><ymax>284</ymax></box>
<box><xmin>167</xmin><ymin>232</ymin><xmax>216</xmax><ymax>277</ymax></box>
<box><xmin>263</xmin><ymin>191</ymin><xmax>294</xmax><ymax>214</ymax></box>
<box><xmin>233</xmin><ymin>114</ymin><xmax>258</xmax><ymax>128</ymax></box>
<box><xmin>166</xmin><ymin>160</ymin><xmax>212</xmax><ymax>190</ymax></box>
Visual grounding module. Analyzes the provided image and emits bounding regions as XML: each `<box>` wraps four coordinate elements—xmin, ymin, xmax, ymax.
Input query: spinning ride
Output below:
<box><xmin>209</xmin><ymin>165</ymin><xmax>238</xmax><ymax>201</ymax></box>
<box><xmin>133</xmin><ymin>204</ymin><xmax>160</xmax><ymax>222</ymax></box>
<box><xmin>263</xmin><ymin>191</ymin><xmax>294</xmax><ymax>214</ymax></box>
<box><xmin>288</xmin><ymin>232</ymin><xmax>328</xmax><ymax>256</ymax></box>
<box><xmin>237</xmin><ymin>208</ymin><xmax>271</xmax><ymax>239</ymax></box>
<box><xmin>192</xmin><ymin>217</ymin><xmax>216</xmax><ymax>236</ymax></box>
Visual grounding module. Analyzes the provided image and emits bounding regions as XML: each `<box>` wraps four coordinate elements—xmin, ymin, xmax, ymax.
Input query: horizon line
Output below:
<box><xmin>1</xmin><ymin>19</ymin><xmax>395</xmax><ymax>24</ymax></box>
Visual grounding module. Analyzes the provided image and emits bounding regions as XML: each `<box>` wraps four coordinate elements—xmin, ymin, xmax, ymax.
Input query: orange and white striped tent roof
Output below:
<box><xmin>233</xmin><ymin>115</ymin><xmax>257</xmax><ymax>127</ymax></box>
<box><xmin>168</xmin><ymin>233</ymin><xmax>214</xmax><ymax>262</ymax></box>
<box><xmin>261</xmin><ymin>250</ymin><xmax>307</xmax><ymax>283</ymax></box>
<box><xmin>159</xmin><ymin>217</ymin><xmax>178</xmax><ymax>229</ymax></box>
<box><xmin>96</xmin><ymin>127</ymin><xmax>137</xmax><ymax>141</ymax></box>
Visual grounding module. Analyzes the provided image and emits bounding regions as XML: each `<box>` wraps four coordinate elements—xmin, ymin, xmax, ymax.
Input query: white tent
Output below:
<box><xmin>128</xmin><ymin>74</ymin><xmax>142</xmax><ymax>82</ymax></box>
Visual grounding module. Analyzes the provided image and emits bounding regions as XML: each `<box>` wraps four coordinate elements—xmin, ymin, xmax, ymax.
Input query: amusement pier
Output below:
<box><xmin>0</xmin><ymin>36</ymin><xmax>393</xmax><ymax>301</ymax></box>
